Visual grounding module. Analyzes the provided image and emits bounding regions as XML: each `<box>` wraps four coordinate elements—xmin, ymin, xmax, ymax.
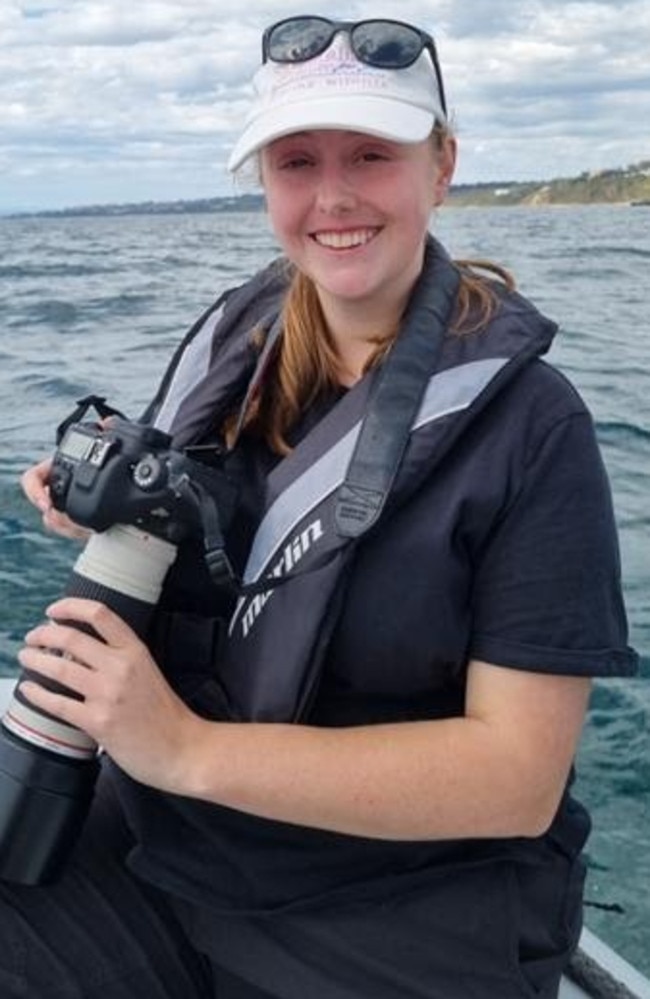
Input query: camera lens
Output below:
<box><xmin>0</xmin><ymin>525</ymin><xmax>178</xmax><ymax>884</ymax></box>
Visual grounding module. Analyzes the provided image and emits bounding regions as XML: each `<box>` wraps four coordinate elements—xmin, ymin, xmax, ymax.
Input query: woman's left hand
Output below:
<box><xmin>17</xmin><ymin>597</ymin><xmax>202</xmax><ymax>792</ymax></box>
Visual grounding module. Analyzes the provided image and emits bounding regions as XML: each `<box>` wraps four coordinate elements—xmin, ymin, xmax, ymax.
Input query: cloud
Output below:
<box><xmin>437</xmin><ymin>0</ymin><xmax>650</xmax><ymax>180</ymax></box>
<box><xmin>1</xmin><ymin>0</ymin><xmax>649</xmax><ymax>210</ymax></box>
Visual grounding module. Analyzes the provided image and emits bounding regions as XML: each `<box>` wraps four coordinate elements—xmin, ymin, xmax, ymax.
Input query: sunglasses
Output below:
<box><xmin>262</xmin><ymin>16</ymin><xmax>448</xmax><ymax>117</ymax></box>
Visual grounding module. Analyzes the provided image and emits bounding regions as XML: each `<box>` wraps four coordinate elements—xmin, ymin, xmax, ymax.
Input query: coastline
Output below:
<box><xmin>4</xmin><ymin>160</ymin><xmax>650</xmax><ymax>219</ymax></box>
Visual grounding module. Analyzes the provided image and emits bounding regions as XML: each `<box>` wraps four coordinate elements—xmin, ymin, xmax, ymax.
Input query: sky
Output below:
<box><xmin>1</xmin><ymin>0</ymin><xmax>649</xmax><ymax>212</ymax></box>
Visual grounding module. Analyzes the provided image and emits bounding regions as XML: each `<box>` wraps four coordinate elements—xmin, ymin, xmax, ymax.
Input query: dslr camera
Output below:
<box><xmin>0</xmin><ymin>400</ymin><xmax>236</xmax><ymax>885</ymax></box>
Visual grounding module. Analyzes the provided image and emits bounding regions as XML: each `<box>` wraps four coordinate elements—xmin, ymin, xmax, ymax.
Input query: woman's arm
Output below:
<box><xmin>18</xmin><ymin>598</ymin><xmax>590</xmax><ymax>842</ymax></box>
<box><xmin>180</xmin><ymin>659</ymin><xmax>591</xmax><ymax>840</ymax></box>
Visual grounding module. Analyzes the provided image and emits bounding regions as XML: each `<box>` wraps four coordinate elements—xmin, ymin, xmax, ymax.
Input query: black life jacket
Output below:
<box><xmin>143</xmin><ymin>237</ymin><xmax>557</xmax><ymax>722</ymax></box>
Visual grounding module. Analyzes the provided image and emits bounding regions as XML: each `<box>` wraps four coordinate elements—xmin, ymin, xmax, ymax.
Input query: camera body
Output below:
<box><xmin>49</xmin><ymin>418</ymin><xmax>212</xmax><ymax>543</ymax></box>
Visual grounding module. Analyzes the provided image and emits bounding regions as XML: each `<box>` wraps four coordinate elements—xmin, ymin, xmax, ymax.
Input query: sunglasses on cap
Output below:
<box><xmin>262</xmin><ymin>16</ymin><xmax>448</xmax><ymax>117</ymax></box>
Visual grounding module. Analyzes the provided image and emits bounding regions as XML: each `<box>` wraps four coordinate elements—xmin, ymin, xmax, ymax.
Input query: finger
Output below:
<box><xmin>17</xmin><ymin>645</ymin><xmax>94</xmax><ymax>700</ymax></box>
<box><xmin>24</xmin><ymin>619</ymin><xmax>103</xmax><ymax>671</ymax></box>
<box><xmin>18</xmin><ymin>680</ymin><xmax>87</xmax><ymax>731</ymax></box>
<box><xmin>42</xmin><ymin>508</ymin><xmax>90</xmax><ymax>540</ymax></box>
<box><xmin>45</xmin><ymin>598</ymin><xmax>141</xmax><ymax>649</ymax></box>
<box><xmin>21</xmin><ymin>458</ymin><xmax>53</xmax><ymax>513</ymax></box>
<box><xmin>21</xmin><ymin>459</ymin><xmax>90</xmax><ymax>539</ymax></box>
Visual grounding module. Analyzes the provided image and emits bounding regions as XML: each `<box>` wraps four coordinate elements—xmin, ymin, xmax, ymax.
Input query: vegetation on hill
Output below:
<box><xmin>448</xmin><ymin>160</ymin><xmax>650</xmax><ymax>207</ymax></box>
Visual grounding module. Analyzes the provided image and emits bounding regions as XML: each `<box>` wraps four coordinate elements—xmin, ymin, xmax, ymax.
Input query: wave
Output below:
<box><xmin>595</xmin><ymin>421</ymin><xmax>650</xmax><ymax>445</ymax></box>
<box><xmin>21</xmin><ymin>300</ymin><xmax>80</xmax><ymax>325</ymax></box>
<box><xmin>586</xmin><ymin>245</ymin><xmax>650</xmax><ymax>261</ymax></box>
<box><xmin>0</xmin><ymin>263</ymin><xmax>122</xmax><ymax>280</ymax></box>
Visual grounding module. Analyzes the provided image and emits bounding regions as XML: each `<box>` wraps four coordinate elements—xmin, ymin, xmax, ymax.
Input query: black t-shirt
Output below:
<box><xmin>312</xmin><ymin>359</ymin><xmax>633</xmax><ymax>726</ymax></box>
<box><xmin>117</xmin><ymin>358</ymin><xmax>636</xmax><ymax>915</ymax></box>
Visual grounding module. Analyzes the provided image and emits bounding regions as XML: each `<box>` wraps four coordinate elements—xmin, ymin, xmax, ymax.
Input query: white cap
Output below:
<box><xmin>228</xmin><ymin>34</ymin><xmax>446</xmax><ymax>172</ymax></box>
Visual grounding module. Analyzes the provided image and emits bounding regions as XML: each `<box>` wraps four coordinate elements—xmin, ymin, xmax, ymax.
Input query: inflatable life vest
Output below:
<box><xmin>143</xmin><ymin>237</ymin><xmax>557</xmax><ymax>722</ymax></box>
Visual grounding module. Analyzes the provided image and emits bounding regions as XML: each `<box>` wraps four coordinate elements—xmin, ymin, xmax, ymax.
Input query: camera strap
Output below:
<box><xmin>55</xmin><ymin>395</ymin><xmax>127</xmax><ymax>445</ymax></box>
<box><xmin>171</xmin><ymin>474</ymin><xmax>237</xmax><ymax>591</ymax></box>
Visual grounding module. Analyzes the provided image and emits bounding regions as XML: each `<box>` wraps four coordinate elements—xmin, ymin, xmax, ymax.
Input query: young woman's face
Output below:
<box><xmin>260</xmin><ymin>129</ymin><xmax>455</xmax><ymax>321</ymax></box>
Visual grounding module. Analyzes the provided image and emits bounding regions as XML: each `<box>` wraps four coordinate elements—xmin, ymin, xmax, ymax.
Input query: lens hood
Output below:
<box><xmin>0</xmin><ymin>725</ymin><xmax>99</xmax><ymax>884</ymax></box>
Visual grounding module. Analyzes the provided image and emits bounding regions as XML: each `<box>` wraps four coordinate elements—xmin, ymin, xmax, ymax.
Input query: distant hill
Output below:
<box><xmin>447</xmin><ymin>160</ymin><xmax>650</xmax><ymax>208</ymax></box>
<box><xmin>9</xmin><ymin>193</ymin><xmax>266</xmax><ymax>219</ymax></box>
<box><xmin>7</xmin><ymin>161</ymin><xmax>650</xmax><ymax>218</ymax></box>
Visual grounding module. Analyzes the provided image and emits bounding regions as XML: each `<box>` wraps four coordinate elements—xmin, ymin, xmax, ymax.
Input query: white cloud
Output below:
<box><xmin>1</xmin><ymin>0</ymin><xmax>649</xmax><ymax>210</ymax></box>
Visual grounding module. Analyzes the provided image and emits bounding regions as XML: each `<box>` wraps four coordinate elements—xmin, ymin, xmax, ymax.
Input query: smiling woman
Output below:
<box><xmin>0</xmin><ymin>12</ymin><xmax>638</xmax><ymax>999</ymax></box>
<box><xmin>259</xmin><ymin>128</ymin><xmax>454</xmax><ymax>370</ymax></box>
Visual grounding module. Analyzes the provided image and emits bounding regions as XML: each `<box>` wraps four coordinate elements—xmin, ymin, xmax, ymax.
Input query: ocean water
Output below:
<box><xmin>0</xmin><ymin>205</ymin><xmax>648</xmax><ymax>974</ymax></box>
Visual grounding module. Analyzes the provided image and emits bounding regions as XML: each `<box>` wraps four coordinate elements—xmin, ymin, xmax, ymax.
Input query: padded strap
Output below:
<box><xmin>336</xmin><ymin>242</ymin><xmax>460</xmax><ymax>537</ymax></box>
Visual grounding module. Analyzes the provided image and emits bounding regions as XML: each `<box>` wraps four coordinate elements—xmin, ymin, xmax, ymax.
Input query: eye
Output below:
<box><xmin>279</xmin><ymin>154</ymin><xmax>314</xmax><ymax>170</ymax></box>
<box><xmin>353</xmin><ymin>143</ymin><xmax>394</xmax><ymax>164</ymax></box>
<box><xmin>265</xmin><ymin>139</ymin><xmax>316</xmax><ymax>172</ymax></box>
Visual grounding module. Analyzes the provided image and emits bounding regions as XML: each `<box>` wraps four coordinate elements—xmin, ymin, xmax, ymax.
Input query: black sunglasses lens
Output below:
<box><xmin>267</xmin><ymin>17</ymin><xmax>333</xmax><ymax>63</ymax></box>
<box><xmin>351</xmin><ymin>22</ymin><xmax>424</xmax><ymax>68</ymax></box>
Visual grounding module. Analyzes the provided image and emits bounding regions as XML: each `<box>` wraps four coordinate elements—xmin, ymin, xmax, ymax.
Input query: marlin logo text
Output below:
<box><xmin>240</xmin><ymin>518</ymin><xmax>324</xmax><ymax>638</ymax></box>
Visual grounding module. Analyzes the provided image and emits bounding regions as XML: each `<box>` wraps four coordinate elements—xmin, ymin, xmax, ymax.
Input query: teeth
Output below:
<box><xmin>313</xmin><ymin>228</ymin><xmax>378</xmax><ymax>249</ymax></box>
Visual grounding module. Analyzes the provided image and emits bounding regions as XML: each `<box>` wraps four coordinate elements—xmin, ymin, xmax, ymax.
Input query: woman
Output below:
<box><xmin>4</xmin><ymin>16</ymin><xmax>637</xmax><ymax>999</ymax></box>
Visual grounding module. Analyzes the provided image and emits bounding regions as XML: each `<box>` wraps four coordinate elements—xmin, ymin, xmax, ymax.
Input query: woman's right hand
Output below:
<box><xmin>21</xmin><ymin>457</ymin><xmax>91</xmax><ymax>541</ymax></box>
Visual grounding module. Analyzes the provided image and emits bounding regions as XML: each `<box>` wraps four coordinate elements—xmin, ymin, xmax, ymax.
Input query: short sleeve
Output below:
<box><xmin>470</xmin><ymin>409</ymin><xmax>638</xmax><ymax>677</ymax></box>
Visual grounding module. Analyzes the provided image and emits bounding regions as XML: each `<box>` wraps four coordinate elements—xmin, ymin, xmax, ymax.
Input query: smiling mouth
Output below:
<box><xmin>311</xmin><ymin>228</ymin><xmax>381</xmax><ymax>250</ymax></box>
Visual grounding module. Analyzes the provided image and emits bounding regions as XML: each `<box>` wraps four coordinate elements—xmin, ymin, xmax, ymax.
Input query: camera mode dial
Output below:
<box><xmin>132</xmin><ymin>455</ymin><xmax>166</xmax><ymax>491</ymax></box>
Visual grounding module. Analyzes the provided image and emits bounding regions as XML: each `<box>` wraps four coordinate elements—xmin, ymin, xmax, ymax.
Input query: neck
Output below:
<box><xmin>317</xmin><ymin>293</ymin><xmax>403</xmax><ymax>385</ymax></box>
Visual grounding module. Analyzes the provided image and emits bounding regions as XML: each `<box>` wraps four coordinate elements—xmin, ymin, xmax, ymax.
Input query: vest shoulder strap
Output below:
<box><xmin>336</xmin><ymin>238</ymin><xmax>460</xmax><ymax>536</ymax></box>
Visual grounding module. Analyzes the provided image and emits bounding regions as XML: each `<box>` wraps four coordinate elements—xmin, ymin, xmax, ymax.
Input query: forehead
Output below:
<box><xmin>264</xmin><ymin>129</ymin><xmax>403</xmax><ymax>151</ymax></box>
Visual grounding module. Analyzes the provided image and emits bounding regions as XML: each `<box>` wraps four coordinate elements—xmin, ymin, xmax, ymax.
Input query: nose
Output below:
<box><xmin>314</xmin><ymin>162</ymin><xmax>357</xmax><ymax>215</ymax></box>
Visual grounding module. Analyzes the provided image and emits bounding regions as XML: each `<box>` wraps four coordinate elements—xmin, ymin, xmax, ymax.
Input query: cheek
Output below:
<box><xmin>396</xmin><ymin>183</ymin><xmax>437</xmax><ymax>235</ymax></box>
<box><xmin>264</xmin><ymin>185</ymin><xmax>303</xmax><ymax>246</ymax></box>
<box><xmin>390</xmin><ymin>160</ymin><xmax>440</xmax><ymax>226</ymax></box>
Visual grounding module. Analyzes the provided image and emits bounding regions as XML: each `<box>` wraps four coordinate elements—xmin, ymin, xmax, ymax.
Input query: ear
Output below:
<box><xmin>433</xmin><ymin>135</ymin><xmax>457</xmax><ymax>206</ymax></box>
